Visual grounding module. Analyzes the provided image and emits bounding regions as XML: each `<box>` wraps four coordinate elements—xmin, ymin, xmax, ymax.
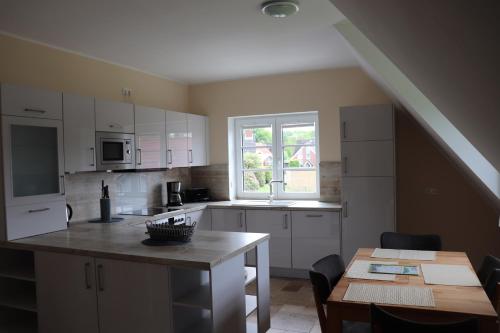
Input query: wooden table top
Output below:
<box><xmin>328</xmin><ymin>248</ymin><xmax>497</xmax><ymax>319</ymax></box>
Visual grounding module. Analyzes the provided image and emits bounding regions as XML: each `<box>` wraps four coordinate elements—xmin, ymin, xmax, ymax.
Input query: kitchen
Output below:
<box><xmin>0</xmin><ymin>1</ymin><xmax>499</xmax><ymax>333</ymax></box>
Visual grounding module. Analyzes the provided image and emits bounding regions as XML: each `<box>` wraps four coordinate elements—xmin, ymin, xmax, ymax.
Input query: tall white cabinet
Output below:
<box><xmin>340</xmin><ymin>104</ymin><xmax>396</xmax><ymax>263</ymax></box>
<box><xmin>135</xmin><ymin>105</ymin><xmax>166</xmax><ymax>169</ymax></box>
<box><xmin>63</xmin><ymin>93</ymin><xmax>96</xmax><ymax>173</ymax></box>
<box><xmin>0</xmin><ymin>84</ymin><xmax>67</xmax><ymax>240</ymax></box>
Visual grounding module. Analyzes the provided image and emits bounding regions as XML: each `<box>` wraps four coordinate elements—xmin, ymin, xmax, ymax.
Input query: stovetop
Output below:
<box><xmin>120</xmin><ymin>207</ymin><xmax>181</xmax><ymax>216</ymax></box>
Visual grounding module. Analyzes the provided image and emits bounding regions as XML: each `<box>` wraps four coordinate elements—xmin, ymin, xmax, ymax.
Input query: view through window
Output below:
<box><xmin>235</xmin><ymin>113</ymin><xmax>319</xmax><ymax>199</ymax></box>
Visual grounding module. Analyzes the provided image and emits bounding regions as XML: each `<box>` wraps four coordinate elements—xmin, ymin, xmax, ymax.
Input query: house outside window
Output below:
<box><xmin>234</xmin><ymin>112</ymin><xmax>319</xmax><ymax>199</ymax></box>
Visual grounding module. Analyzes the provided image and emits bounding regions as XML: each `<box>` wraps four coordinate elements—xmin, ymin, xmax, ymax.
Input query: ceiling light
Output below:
<box><xmin>261</xmin><ymin>1</ymin><xmax>300</xmax><ymax>18</ymax></box>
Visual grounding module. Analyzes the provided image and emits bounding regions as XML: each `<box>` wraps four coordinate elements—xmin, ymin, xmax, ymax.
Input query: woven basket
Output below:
<box><xmin>145</xmin><ymin>220</ymin><xmax>197</xmax><ymax>242</ymax></box>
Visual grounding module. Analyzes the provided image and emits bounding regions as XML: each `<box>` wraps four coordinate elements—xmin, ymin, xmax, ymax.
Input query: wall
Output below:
<box><xmin>0</xmin><ymin>33</ymin><xmax>188</xmax><ymax>111</ymax></box>
<box><xmin>189</xmin><ymin>67</ymin><xmax>391</xmax><ymax>164</ymax></box>
<box><xmin>396</xmin><ymin>110</ymin><xmax>500</xmax><ymax>268</ymax></box>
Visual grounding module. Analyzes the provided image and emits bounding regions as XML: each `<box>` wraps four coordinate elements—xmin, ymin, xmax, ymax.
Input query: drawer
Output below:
<box><xmin>6</xmin><ymin>200</ymin><xmax>67</xmax><ymax>240</ymax></box>
<box><xmin>1</xmin><ymin>84</ymin><xmax>62</xmax><ymax>120</ymax></box>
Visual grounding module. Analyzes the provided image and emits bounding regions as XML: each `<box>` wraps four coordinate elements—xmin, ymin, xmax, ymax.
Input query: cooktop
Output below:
<box><xmin>120</xmin><ymin>207</ymin><xmax>181</xmax><ymax>216</ymax></box>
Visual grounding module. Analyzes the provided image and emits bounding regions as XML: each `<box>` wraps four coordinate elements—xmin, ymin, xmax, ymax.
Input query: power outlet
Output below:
<box><xmin>121</xmin><ymin>88</ymin><xmax>132</xmax><ymax>97</ymax></box>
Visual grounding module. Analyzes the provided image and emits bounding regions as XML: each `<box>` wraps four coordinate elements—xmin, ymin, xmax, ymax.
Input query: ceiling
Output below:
<box><xmin>0</xmin><ymin>0</ymin><xmax>357</xmax><ymax>83</ymax></box>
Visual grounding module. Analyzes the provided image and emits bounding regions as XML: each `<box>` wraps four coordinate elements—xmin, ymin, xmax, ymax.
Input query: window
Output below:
<box><xmin>234</xmin><ymin>113</ymin><xmax>319</xmax><ymax>199</ymax></box>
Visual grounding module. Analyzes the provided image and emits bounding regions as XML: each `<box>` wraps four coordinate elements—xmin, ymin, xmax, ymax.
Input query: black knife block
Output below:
<box><xmin>100</xmin><ymin>198</ymin><xmax>111</xmax><ymax>222</ymax></box>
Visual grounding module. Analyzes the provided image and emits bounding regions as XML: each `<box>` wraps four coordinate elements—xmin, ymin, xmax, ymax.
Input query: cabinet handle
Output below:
<box><xmin>84</xmin><ymin>262</ymin><xmax>92</xmax><ymax>289</ymax></box>
<box><xmin>136</xmin><ymin>148</ymin><xmax>142</xmax><ymax>165</ymax></box>
<box><xmin>90</xmin><ymin>147</ymin><xmax>95</xmax><ymax>166</ymax></box>
<box><xmin>28</xmin><ymin>208</ymin><xmax>50</xmax><ymax>213</ymax></box>
<box><xmin>188</xmin><ymin>149</ymin><xmax>193</xmax><ymax>163</ymax></box>
<box><xmin>306</xmin><ymin>214</ymin><xmax>323</xmax><ymax>218</ymax></box>
<box><xmin>97</xmin><ymin>264</ymin><xmax>104</xmax><ymax>291</ymax></box>
<box><xmin>342</xmin><ymin>121</ymin><xmax>347</xmax><ymax>139</ymax></box>
<box><xmin>24</xmin><ymin>108</ymin><xmax>46</xmax><ymax>114</ymax></box>
<box><xmin>187</xmin><ymin>216</ymin><xmax>192</xmax><ymax>225</ymax></box>
<box><xmin>239</xmin><ymin>211</ymin><xmax>244</xmax><ymax>229</ymax></box>
<box><xmin>343</xmin><ymin>156</ymin><xmax>348</xmax><ymax>174</ymax></box>
<box><xmin>60</xmin><ymin>175</ymin><xmax>65</xmax><ymax>195</ymax></box>
<box><xmin>282</xmin><ymin>214</ymin><xmax>288</xmax><ymax>229</ymax></box>
<box><xmin>167</xmin><ymin>149</ymin><xmax>173</xmax><ymax>165</ymax></box>
<box><xmin>343</xmin><ymin>201</ymin><xmax>348</xmax><ymax>218</ymax></box>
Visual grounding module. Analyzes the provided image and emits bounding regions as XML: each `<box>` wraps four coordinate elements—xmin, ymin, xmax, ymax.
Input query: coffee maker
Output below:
<box><xmin>166</xmin><ymin>181</ymin><xmax>183</xmax><ymax>206</ymax></box>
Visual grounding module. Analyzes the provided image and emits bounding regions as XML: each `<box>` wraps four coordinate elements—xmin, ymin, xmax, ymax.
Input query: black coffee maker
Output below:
<box><xmin>167</xmin><ymin>181</ymin><xmax>183</xmax><ymax>206</ymax></box>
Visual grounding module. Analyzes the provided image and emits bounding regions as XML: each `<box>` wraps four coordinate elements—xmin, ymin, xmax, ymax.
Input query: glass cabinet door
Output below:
<box><xmin>3</xmin><ymin>116</ymin><xmax>64</xmax><ymax>206</ymax></box>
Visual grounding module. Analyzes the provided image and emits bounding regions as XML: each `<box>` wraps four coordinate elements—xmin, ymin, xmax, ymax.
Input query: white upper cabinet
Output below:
<box><xmin>165</xmin><ymin>110</ymin><xmax>188</xmax><ymax>168</ymax></box>
<box><xmin>340</xmin><ymin>104</ymin><xmax>394</xmax><ymax>142</ymax></box>
<box><xmin>1</xmin><ymin>84</ymin><xmax>62</xmax><ymax>120</ymax></box>
<box><xmin>63</xmin><ymin>93</ymin><xmax>96</xmax><ymax>173</ymax></box>
<box><xmin>187</xmin><ymin>114</ymin><xmax>208</xmax><ymax>167</ymax></box>
<box><xmin>95</xmin><ymin>99</ymin><xmax>134</xmax><ymax>133</ymax></box>
<box><xmin>134</xmin><ymin>106</ymin><xmax>166</xmax><ymax>169</ymax></box>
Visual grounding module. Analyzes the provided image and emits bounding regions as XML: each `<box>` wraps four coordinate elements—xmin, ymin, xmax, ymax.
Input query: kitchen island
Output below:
<box><xmin>0</xmin><ymin>220</ymin><xmax>270</xmax><ymax>333</ymax></box>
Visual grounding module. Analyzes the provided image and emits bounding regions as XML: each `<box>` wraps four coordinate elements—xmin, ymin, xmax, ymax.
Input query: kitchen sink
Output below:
<box><xmin>231</xmin><ymin>200</ymin><xmax>296</xmax><ymax>208</ymax></box>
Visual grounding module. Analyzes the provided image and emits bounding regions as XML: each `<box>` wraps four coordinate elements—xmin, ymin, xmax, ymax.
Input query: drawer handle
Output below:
<box><xmin>342</xmin><ymin>121</ymin><xmax>347</xmax><ymax>139</ymax></box>
<box><xmin>90</xmin><ymin>147</ymin><xmax>95</xmax><ymax>166</ymax></box>
<box><xmin>24</xmin><ymin>108</ymin><xmax>46</xmax><ymax>114</ymax></box>
<box><xmin>282</xmin><ymin>214</ymin><xmax>288</xmax><ymax>229</ymax></box>
<box><xmin>84</xmin><ymin>263</ymin><xmax>92</xmax><ymax>289</ymax></box>
<box><xmin>306</xmin><ymin>214</ymin><xmax>323</xmax><ymax>218</ymax></box>
<box><xmin>136</xmin><ymin>148</ymin><xmax>142</xmax><ymax>165</ymax></box>
<box><xmin>28</xmin><ymin>208</ymin><xmax>50</xmax><ymax>213</ymax></box>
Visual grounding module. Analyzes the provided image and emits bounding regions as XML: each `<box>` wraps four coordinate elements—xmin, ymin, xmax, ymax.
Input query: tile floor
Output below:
<box><xmin>247</xmin><ymin>277</ymin><xmax>322</xmax><ymax>333</ymax></box>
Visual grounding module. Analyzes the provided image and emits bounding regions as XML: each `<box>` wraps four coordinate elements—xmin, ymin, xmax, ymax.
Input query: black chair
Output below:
<box><xmin>477</xmin><ymin>255</ymin><xmax>500</xmax><ymax>285</ymax></box>
<box><xmin>484</xmin><ymin>268</ymin><xmax>500</xmax><ymax>312</ymax></box>
<box><xmin>380</xmin><ymin>232</ymin><xmax>442</xmax><ymax>251</ymax></box>
<box><xmin>370</xmin><ymin>303</ymin><xmax>479</xmax><ymax>333</ymax></box>
<box><xmin>309</xmin><ymin>255</ymin><xmax>369</xmax><ymax>333</ymax></box>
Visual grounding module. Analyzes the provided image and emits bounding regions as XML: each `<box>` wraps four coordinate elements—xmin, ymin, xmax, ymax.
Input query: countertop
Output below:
<box><xmin>2</xmin><ymin>220</ymin><xmax>269</xmax><ymax>270</ymax></box>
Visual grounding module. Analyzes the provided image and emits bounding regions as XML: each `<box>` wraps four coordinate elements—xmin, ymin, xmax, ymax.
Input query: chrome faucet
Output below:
<box><xmin>268</xmin><ymin>180</ymin><xmax>284</xmax><ymax>202</ymax></box>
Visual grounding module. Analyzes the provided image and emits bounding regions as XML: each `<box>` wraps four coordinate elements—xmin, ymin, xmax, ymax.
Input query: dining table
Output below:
<box><xmin>327</xmin><ymin>248</ymin><xmax>498</xmax><ymax>333</ymax></box>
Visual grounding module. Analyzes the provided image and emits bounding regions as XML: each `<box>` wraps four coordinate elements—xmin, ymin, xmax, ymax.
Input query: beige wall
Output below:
<box><xmin>189</xmin><ymin>67</ymin><xmax>391</xmax><ymax>164</ymax></box>
<box><xmin>0</xmin><ymin>34</ymin><xmax>188</xmax><ymax>111</ymax></box>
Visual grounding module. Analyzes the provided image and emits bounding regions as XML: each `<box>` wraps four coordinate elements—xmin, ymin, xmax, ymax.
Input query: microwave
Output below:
<box><xmin>95</xmin><ymin>132</ymin><xmax>135</xmax><ymax>171</ymax></box>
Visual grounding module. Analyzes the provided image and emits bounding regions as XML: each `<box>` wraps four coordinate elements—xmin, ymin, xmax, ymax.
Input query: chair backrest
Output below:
<box><xmin>370</xmin><ymin>303</ymin><xmax>479</xmax><ymax>333</ymax></box>
<box><xmin>477</xmin><ymin>255</ymin><xmax>500</xmax><ymax>285</ymax></box>
<box><xmin>380</xmin><ymin>232</ymin><xmax>442</xmax><ymax>251</ymax></box>
<box><xmin>309</xmin><ymin>254</ymin><xmax>345</xmax><ymax>304</ymax></box>
<box><xmin>484</xmin><ymin>268</ymin><xmax>500</xmax><ymax>307</ymax></box>
<box><xmin>309</xmin><ymin>254</ymin><xmax>345</xmax><ymax>333</ymax></box>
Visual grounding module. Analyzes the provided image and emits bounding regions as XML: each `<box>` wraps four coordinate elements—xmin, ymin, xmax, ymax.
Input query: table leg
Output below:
<box><xmin>327</xmin><ymin>302</ymin><xmax>343</xmax><ymax>333</ymax></box>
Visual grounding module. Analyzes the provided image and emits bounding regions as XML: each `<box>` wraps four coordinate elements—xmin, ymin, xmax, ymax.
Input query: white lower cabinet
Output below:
<box><xmin>246</xmin><ymin>210</ymin><xmax>291</xmax><ymax>269</ymax></box>
<box><xmin>291</xmin><ymin>211</ymin><xmax>341</xmax><ymax>270</ymax></box>
<box><xmin>35</xmin><ymin>252</ymin><xmax>172</xmax><ymax>333</ymax></box>
<box><xmin>186</xmin><ymin>209</ymin><xmax>212</xmax><ymax>230</ymax></box>
<box><xmin>211</xmin><ymin>208</ymin><xmax>245</xmax><ymax>232</ymax></box>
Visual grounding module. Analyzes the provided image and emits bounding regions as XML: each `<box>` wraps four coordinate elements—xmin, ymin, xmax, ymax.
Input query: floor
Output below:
<box><xmin>247</xmin><ymin>277</ymin><xmax>322</xmax><ymax>333</ymax></box>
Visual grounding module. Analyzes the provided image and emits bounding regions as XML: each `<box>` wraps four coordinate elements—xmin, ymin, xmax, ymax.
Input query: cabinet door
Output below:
<box><xmin>246</xmin><ymin>210</ymin><xmax>291</xmax><ymax>268</ymax></box>
<box><xmin>1</xmin><ymin>84</ymin><xmax>62</xmax><ymax>120</ymax></box>
<box><xmin>187</xmin><ymin>114</ymin><xmax>207</xmax><ymax>167</ymax></box>
<box><xmin>165</xmin><ymin>111</ymin><xmax>188</xmax><ymax>168</ymax></box>
<box><xmin>340</xmin><ymin>105</ymin><xmax>393</xmax><ymax>142</ymax></box>
<box><xmin>211</xmin><ymin>208</ymin><xmax>245</xmax><ymax>232</ymax></box>
<box><xmin>2</xmin><ymin>116</ymin><xmax>65</xmax><ymax>207</ymax></box>
<box><xmin>341</xmin><ymin>177</ymin><xmax>395</xmax><ymax>263</ymax></box>
<box><xmin>36</xmin><ymin>252</ymin><xmax>99</xmax><ymax>333</ymax></box>
<box><xmin>291</xmin><ymin>211</ymin><xmax>340</xmax><ymax>270</ymax></box>
<box><xmin>135</xmin><ymin>105</ymin><xmax>166</xmax><ymax>169</ymax></box>
<box><xmin>186</xmin><ymin>209</ymin><xmax>211</xmax><ymax>230</ymax></box>
<box><xmin>341</xmin><ymin>141</ymin><xmax>394</xmax><ymax>177</ymax></box>
<box><xmin>63</xmin><ymin>93</ymin><xmax>96</xmax><ymax>173</ymax></box>
<box><xmin>95</xmin><ymin>258</ymin><xmax>172</xmax><ymax>333</ymax></box>
<box><xmin>95</xmin><ymin>99</ymin><xmax>134</xmax><ymax>133</ymax></box>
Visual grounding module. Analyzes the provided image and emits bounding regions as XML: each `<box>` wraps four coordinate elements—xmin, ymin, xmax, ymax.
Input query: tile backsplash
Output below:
<box><xmin>65</xmin><ymin>168</ymin><xmax>191</xmax><ymax>221</ymax></box>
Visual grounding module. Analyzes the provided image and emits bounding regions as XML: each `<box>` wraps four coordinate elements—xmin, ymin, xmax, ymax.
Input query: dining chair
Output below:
<box><xmin>380</xmin><ymin>232</ymin><xmax>442</xmax><ymax>251</ymax></box>
<box><xmin>309</xmin><ymin>254</ymin><xmax>370</xmax><ymax>333</ymax></box>
<box><xmin>370</xmin><ymin>303</ymin><xmax>479</xmax><ymax>333</ymax></box>
<box><xmin>477</xmin><ymin>255</ymin><xmax>500</xmax><ymax>285</ymax></box>
<box><xmin>484</xmin><ymin>268</ymin><xmax>500</xmax><ymax>313</ymax></box>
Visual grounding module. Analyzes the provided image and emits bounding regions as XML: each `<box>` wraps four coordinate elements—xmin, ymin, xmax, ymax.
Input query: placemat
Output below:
<box><xmin>343</xmin><ymin>283</ymin><xmax>435</xmax><ymax>307</ymax></box>
<box><xmin>371</xmin><ymin>248</ymin><xmax>436</xmax><ymax>261</ymax></box>
<box><xmin>345</xmin><ymin>260</ymin><xmax>398</xmax><ymax>281</ymax></box>
<box><xmin>421</xmin><ymin>264</ymin><xmax>481</xmax><ymax>287</ymax></box>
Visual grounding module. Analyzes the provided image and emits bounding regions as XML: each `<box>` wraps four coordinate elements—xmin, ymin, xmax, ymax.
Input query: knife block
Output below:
<box><xmin>100</xmin><ymin>198</ymin><xmax>111</xmax><ymax>222</ymax></box>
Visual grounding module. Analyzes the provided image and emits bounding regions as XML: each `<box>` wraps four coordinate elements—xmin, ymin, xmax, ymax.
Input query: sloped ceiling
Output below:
<box><xmin>330</xmin><ymin>0</ymin><xmax>500</xmax><ymax>208</ymax></box>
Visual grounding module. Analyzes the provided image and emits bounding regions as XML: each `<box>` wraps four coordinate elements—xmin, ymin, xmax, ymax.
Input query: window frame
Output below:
<box><xmin>234</xmin><ymin>112</ymin><xmax>320</xmax><ymax>200</ymax></box>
